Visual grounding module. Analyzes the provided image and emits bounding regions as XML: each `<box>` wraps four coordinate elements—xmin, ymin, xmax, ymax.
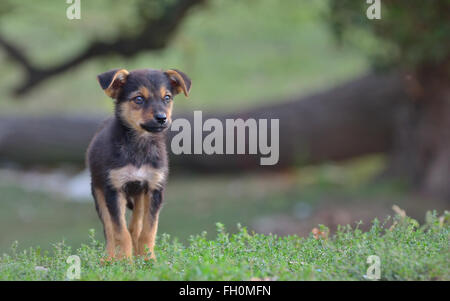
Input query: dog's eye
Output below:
<box><xmin>163</xmin><ymin>95</ymin><xmax>171</xmax><ymax>102</ymax></box>
<box><xmin>133</xmin><ymin>96</ymin><xmax>144</xmax><ymax>105</ymax></box>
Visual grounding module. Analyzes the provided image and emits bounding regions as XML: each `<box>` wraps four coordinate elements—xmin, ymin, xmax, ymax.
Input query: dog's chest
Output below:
<box><xmin>109</xmin><ymin>165</ymin><xmax>166</xmax><ymax>191</ymax></box>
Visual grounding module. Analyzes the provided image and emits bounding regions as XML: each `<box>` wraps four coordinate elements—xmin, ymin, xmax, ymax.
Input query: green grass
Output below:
<box><xmin>1</xmin><ymin>213</ymin><xmax>448</xmax><ymax>280</ymax></box>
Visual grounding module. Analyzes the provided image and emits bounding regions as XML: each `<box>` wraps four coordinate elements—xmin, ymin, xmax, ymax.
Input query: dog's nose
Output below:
<box><xmin>154</xmin><ymin>112</ymin><xmax>167</xmax><ymax>125</ymax></box>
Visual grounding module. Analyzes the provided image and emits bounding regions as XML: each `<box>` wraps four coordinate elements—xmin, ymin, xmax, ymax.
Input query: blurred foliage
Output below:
<box><xmin>0</xmin><ymin>0</ymin><xmax>368</xmax><ymax>114</ymax></box>
<box><xmin>329</xmin><ymin>0</ymin><xmax>450</xmax><ymax>70</ymax></box>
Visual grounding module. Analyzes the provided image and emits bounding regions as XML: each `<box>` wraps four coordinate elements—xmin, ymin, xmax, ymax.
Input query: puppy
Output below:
<box><xmin>87</xmin><ymin>68</ymin><xmax>191</xmax><ymax>259</ymax></box>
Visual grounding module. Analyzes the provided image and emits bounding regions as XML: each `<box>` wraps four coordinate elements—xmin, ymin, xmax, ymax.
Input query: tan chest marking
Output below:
<box><xmin>109</xmin><ymin>165</ymin><xmax>166</xmax><ymax>191</ymax></box>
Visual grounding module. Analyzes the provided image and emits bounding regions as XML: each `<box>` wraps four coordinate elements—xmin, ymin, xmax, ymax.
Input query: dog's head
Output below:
<box><xmin>97</xmin><ymin>68</ymin><xmax>191</xmax><ymax>134</ymax></box>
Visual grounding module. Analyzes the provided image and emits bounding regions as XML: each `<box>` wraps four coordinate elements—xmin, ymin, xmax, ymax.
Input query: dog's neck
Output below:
<box><xmin>112</xmin><ymin>117</ymin><xmax>166</xmax><ymax>166</ymax></box>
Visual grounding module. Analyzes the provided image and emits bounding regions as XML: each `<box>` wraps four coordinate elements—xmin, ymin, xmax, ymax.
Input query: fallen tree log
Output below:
<box><xmin>0</xmin><ymin>73</ymin><xmax>409</xmax><ymax>171</ymax></box>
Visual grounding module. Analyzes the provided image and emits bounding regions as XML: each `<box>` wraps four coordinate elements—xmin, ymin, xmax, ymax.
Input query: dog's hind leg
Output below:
<box><xmin>93</xmin><ymin>187</ymin><xmax>116</xmax><ymax>259</ymax></box>
<box><xmin>128</xmin><ymin>193</ymin><xmax>145</xmax><ymax>256</ymax></box>
<box><xmin>138</xmin><ymin>189</ymin><xmax>163</xmax><ymax>259</ymax></box>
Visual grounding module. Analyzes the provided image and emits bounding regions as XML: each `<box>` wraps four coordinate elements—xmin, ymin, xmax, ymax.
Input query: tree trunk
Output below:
<box><xmin>169</xmin><ymin>72</ymin><xmax>408</xmax><ymax>172</ymax></box>
<box><xmin>387</xmin><ymin>63</ymin><xmax>450</xmax><ymax>199</ymax></box>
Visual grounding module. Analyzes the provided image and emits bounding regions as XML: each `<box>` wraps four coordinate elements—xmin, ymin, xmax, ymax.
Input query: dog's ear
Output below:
<box><xmin>165</xmin><ymin>69</ymin><xmax>191</xmax><ymax>97</ymax></box>
<box><xmin>97</xmin><ymin>69</ymin><xmax>129</xmax><ymax>99</ymax></box>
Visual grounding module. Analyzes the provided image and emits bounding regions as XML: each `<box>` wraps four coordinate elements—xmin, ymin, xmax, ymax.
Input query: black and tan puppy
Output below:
<box><xmin>87</xmin><ymin>68</ymin><xmax>191</xmax><ymax>260</ymax></box>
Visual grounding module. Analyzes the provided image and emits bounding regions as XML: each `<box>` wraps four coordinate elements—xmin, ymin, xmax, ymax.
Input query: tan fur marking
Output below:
<box><xmin>109</xmin><ymin>164</ymin><xmax>167</xmax><ymax>191</ymax></box>
<box><xmin>105</xmin><ymin>69</ymin><xmax>129</xmax><ymax>98</ymax></box>
<box><xmin>138</xmin><ymin>198</ymin><xmax>160</xmax><ymax>259</ymax></box>
<box><xmin>166</xmin><ymin>69</ymin><xmax>189</xmax><ymax>97</ymax></box>
<box><xmin>114</xmin><ymin>193</ymin><xmax>133</xmax><ymax>259</ymax></box>
<box><xmin>139</xmin><ymin>86</ymin><xmax>151</xmax><ymax>99</ymax></box>
<box><xmin>94</xmin><ymin>188</ymin><xmax>116</xmax><ymax>259</ymax></box>
<box><xmin>129</xmin><ymin>87</ymin><xmax>152</xmax><ymax>100</ymax></box>
<box><xmin>129</xmin><ymin>193</ymin><xmax>145</xmax><ymax>254</ymax></box>
<box><xmin>143</xmin><ymin>107</ymin><xmax>154</xmax><ymax>124</ymax></box>
<box><xmin>159</xmin><ymin>86</ymin><xmax>168</xmax><ymax>98</ymax></box>
<box><xmin>119</xmin><ymin>102</ymin><xmax>145</xmax><ymax>133</ymax></box>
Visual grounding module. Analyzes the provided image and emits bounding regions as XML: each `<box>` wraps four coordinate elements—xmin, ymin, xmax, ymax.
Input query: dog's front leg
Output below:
<box><xmin>104</xmin><ymin>186</ymin><xmax>133</xmax><ymax>259</ymax></box>
<box><xmin>129</xmin><ymin>193</ymin><xmax>145</xmax><ymax>255</ymax></box>
<box><xmin>93</xmin><ymin>187</ymin><xmax>116</xmax><ymax>259</ymax></box>
<box><xmin>138</xmin><ymin>189</ymin><xmax>163</xmax><ymax>259</ymax></box>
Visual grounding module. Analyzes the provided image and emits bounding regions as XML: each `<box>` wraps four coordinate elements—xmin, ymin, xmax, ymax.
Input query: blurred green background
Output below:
<box><xmin>0</xmin><ymin>0</ymin><xmax>447</xmax><ymax>252</ymax></box>
<box><xmin>0</xmin><ymin>0</ymin><xmax>367</xmax><ymax>114</ymax></box>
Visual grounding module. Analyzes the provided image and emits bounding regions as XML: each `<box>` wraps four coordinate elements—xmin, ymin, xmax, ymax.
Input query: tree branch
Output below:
<box><xmin>0</xmin><ymin>0</ymin><xmax>204</xmax><ymax>97</ymax></box>
<box><xmin>0</xmin><ymin>35</ymin><xmax>39</xmax><ymax>74</ymax></box>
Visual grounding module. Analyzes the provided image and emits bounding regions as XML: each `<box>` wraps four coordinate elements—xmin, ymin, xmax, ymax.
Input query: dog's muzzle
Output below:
<box><xmin>140</xmin><ymin>122</ymin><xmax>168</xmax><ymax>133</ymax></box>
